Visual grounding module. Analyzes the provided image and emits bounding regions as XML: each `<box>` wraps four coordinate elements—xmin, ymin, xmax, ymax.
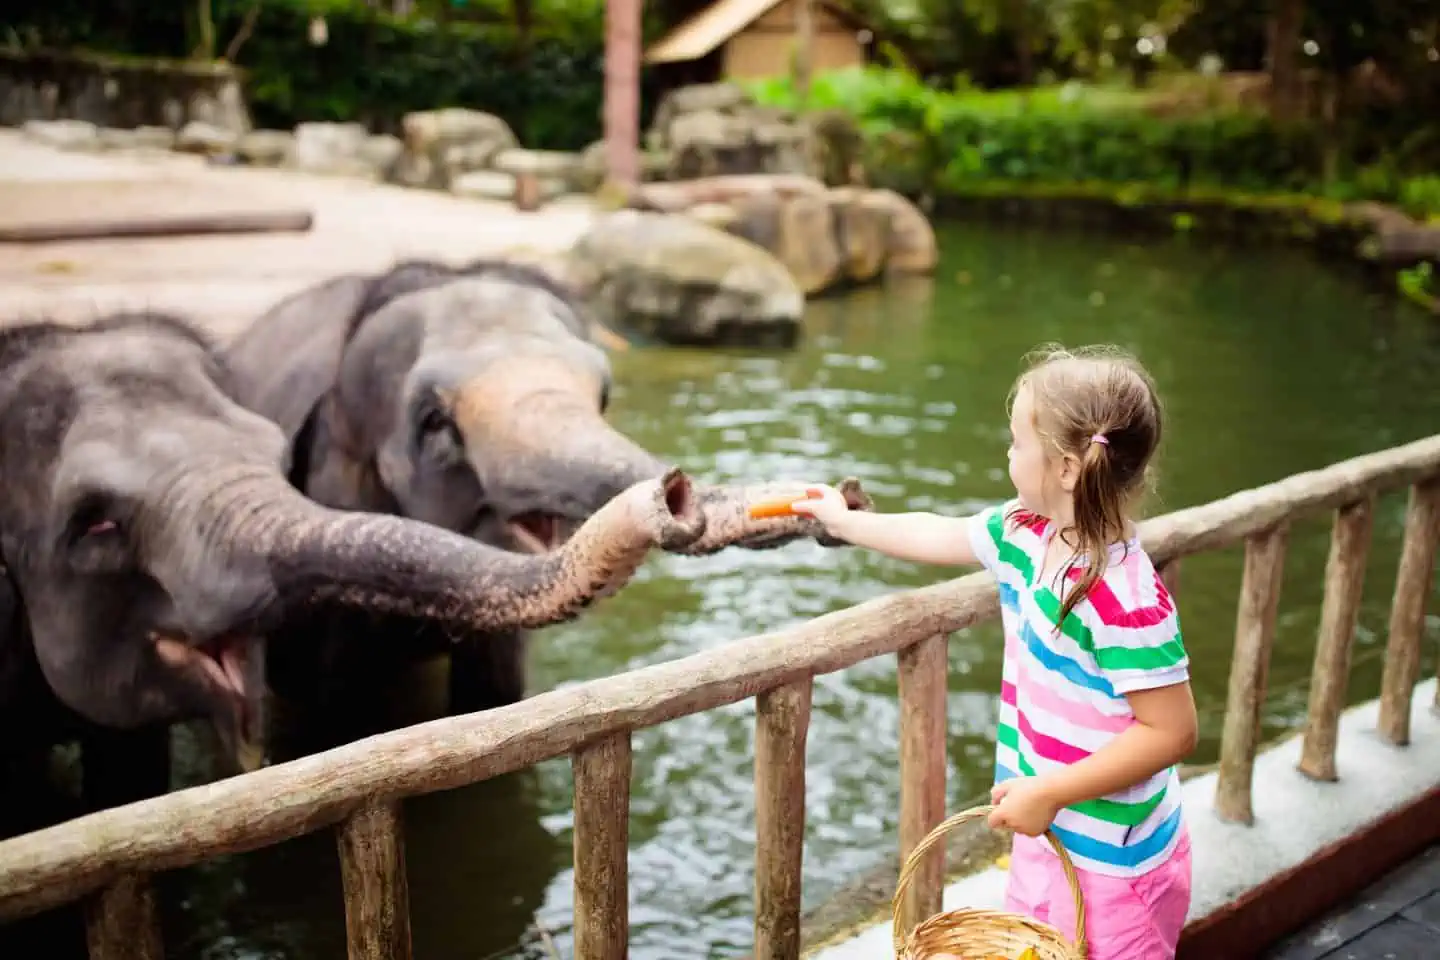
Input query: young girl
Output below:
<box><xmin>792</xmin><ymin>344</ymin><xmax>1198</xmax><ymax>960</ymax></box>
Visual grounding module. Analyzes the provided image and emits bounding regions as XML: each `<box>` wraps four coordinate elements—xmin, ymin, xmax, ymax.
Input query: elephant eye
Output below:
<box><xmin>413</xmin><ymin>400</ymin><xmax>462</xmax><ymax>462</ymax></box>
<box><xmin>419</xmin><ymin>407</ymin><xmax>451</xmax><ymax>436</ymax></box>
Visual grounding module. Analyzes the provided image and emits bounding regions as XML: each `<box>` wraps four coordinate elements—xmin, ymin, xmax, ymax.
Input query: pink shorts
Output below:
<box><xmin>1003</xmin><ymin>826</ymin><xmax>1192</xmax><ymax>960</ymax></box>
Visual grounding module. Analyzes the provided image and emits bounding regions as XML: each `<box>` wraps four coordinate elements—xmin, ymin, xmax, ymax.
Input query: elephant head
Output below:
<box><xmin>223</xmin><ymin>259</ymin><xmax>870</xmax><ymax>558</ymax></box>
<box><xmin>0</xmin><ymin>312</ymin><xmax>704</xmax><ymax>772</ymax></box>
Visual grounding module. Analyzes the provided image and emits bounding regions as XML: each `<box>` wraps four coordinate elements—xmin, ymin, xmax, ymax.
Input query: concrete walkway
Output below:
<box><xmin>1265</xmin><ymin>844</ymin><xmax>1440</xmax><ymax>959</ymax></box>
<box><xmin>806</xmin><ymin>679</ymin><xmax>1440</xmax><ymax>959</ymax></box>
<box><xmin>0</xmin><ymin>129</ymin><xmax>599</xmax><ymax>341</ymax></box>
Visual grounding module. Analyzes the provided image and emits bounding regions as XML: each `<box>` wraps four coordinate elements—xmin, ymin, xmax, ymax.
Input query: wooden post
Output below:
<box><xmin>1215</xmin><ymin>524</ymin><xmax>1288</xmax><ymax>824</ymax></box>
<box><xmin>602</xmin><ymin>0</ymin><xmax>641</xmax><ymax>186</ymax></box>
<box><xmin>1298</xmin><ymin>498</ymin><xmax>1374</xmax><ymax>781</ymax></box>
<box><xmin>754</xmin><ymin>680</ymin><xmax>813</xmax><ymax>960</ymax></box>
<box><xmin>513</xmin><ymin>171</ymin><xmax>542</xmax><ymax>212</ymax></box>
<box><xmin>897</xmin><ymin>634</ymin><xmax>948</xmax><ymax>935</ymax></box>
<box><xmin>1378</xmin><ymin>480</ymin><xmax>1440</xmax><ymax>745</ymax></box>
<box><xmin>0</xmin><ymin>210</ymin><xmax>314</xmax><ymax>243</ymax></box>
<box><xmin>572</xmin><ymin>732</ymin><xmax>632</xmax><ymax>960</ymax></box>
<box><xmin>336</xmin><ymin>799</ymin><xmax>412</xmax><ymax>960</ymax></box>
<box><xmin>85</xmin><ymin>874</ymin><xmax>162</xmax><ymax>960</ymax></box>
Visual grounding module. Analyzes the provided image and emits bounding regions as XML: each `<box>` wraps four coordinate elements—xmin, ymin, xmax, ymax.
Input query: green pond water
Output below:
<box><xmin>147</xmin><ymin>220</ymin><xmax>1439</xmax><ymax>959</ymax></box>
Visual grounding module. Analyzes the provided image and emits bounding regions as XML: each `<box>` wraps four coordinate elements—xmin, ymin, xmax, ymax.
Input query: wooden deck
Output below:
<box><xmin>1265</xmin><ymin>844</ymin><xmax>1440</xmax><ymax>959</ymax></box>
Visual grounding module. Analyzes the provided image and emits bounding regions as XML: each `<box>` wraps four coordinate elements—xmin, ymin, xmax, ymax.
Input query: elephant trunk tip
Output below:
<box><xmin>838</xmin><ymin>476</ymin><xmax>874</xmax><ymax>513</ymax></box>
<box><xmin>655</xmin><ymin>466</ymin><xmax>706</xmax><ymax>550</ymax></box>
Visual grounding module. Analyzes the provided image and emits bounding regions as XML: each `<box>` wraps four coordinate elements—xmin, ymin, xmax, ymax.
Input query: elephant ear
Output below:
<box><xmin>0</xmin><ymin>540</ymin><xmax>27</xmax><ymax>706</ymax></box>
<box><xmin>220</xmin><ymin>273</ymin><xmax>378</xmax><ymax>444</ymax></box>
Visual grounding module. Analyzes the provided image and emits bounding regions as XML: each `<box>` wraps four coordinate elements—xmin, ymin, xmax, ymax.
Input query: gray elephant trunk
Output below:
<box><xmin>149</xmin><ymin>464</ymin><xmax>704</xmax><ymax>636</ymax></box>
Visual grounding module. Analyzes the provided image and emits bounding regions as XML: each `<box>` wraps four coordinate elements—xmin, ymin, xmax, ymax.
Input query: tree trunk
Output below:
<box><xmin>196</xmin><ymin>0</ymin><xmax>216</xmax><ymax>60</ymax></box>
<box><xmin>793</xmin><ymin>0</ymin><xmax>813</xmax><ymax>106</ymax></box>
<box><xmin>1266</xmin><ymin>0</ymin><xmax>1305</xmax><ymax>122</ymax></box>
<box><xmin>604</xmin><ymin>0</ymin><xmax>642</xmax><ymax>186</ymax></box>
<box><xmin>1010</xmin><ymin>0</ymin><xmax>1032</xmax><ymax>87</ymax></box>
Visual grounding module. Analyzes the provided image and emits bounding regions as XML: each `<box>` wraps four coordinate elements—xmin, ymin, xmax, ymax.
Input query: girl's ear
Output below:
<box><xmin>1057</xmin><ymin>452</ymin><xmax>1083</xmax><ymax>494</ymax></box>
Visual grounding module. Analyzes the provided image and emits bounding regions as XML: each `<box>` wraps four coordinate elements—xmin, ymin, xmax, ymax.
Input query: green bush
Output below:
<box><xmin>1398</xmin><ymin>177</ymin><xmax>1440</xmax><ymax>222</ymax></box>
<box><xmin>225</xmin><ymin>1</ymin><xmax>605</xmax><ymax>150</ymax></box>
<box><xmin>4</xmin><ymin>0</ymin><xmax>610</xmax><ymax>150</ymax></box>
<box><xmin>747</xmin><ymin>66</ymin><xmax>1329</xmax><ymax>196</ymax></box>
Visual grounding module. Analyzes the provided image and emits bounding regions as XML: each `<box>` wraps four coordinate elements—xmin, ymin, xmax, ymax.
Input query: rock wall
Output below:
<box><xmin>643</xmin><ymin>82</ymin><xmax>864</xmax><ymax>188</ymax></box>
<box><xmin>0</xmin><ymin>48</ymin><xmax>250</xmax><ymax>135</ymax></box>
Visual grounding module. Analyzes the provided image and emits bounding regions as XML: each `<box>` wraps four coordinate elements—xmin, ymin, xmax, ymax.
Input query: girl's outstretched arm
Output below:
<box><xmin>792</xmin><ymin>485</ymin><xmax>981</xmax><ymax>567</ymax></box>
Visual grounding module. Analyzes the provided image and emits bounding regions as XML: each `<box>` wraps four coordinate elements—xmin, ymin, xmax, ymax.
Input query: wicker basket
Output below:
<box><xmin>891</xmin><ymin>805</ymin><xmax>1087</xmax><ymax>960</ymax></box>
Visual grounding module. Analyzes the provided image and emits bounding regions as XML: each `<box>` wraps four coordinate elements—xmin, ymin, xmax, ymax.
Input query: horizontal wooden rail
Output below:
<box><xmin>0</xmin><ymin>434</ymin><xmax>1437</xmax><ymax>926</ymax></box>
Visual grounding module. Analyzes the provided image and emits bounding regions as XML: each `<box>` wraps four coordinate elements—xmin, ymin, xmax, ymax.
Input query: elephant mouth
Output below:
<box><xmin>150</xmin><ymin>630</ymin><xmax>264</xmax><ymax>771</ymax></box>
<box><xmin>506</xmin><ymin>511</ymin><xmax>576</xmax><ymax>554</ymax></box>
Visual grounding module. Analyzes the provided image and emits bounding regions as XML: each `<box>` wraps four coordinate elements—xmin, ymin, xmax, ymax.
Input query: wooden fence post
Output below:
<box><xmin>572</xmin><ymin>732</ymin><xmax>632</xmax><ymax>960</ymax></box>
<box><xmin>85</xmin><ymin>874</ymin><xmax>163</xmax><ymax>960</ymax></box>
<box><xmin>1378</xmin><ymin>480</ymin><xmax>1440</xmax><ymax>744</ymax></box>
<box><xmin>337</xmin><ymin>799</ymin><xmax>412</xmax><ymax>960</ymax></box>
<box><xmin>754</xmin><ymin>679</ymin><xmax>814</xmax><ymax>960</ymax></box>
<box><xmin>1298</xmin><ymin>498</ymin><xmax>1374</xmax><ymax>781</ymax></box>
<box><xmin>1216</xmin><ymin>524</ymin><xmax>1288</xmax><ymax>824</ymax></box>
<box><xmin>897</xmin><ymin>634</ymin><xmax>948</xmax><ymax>935</ymax></box>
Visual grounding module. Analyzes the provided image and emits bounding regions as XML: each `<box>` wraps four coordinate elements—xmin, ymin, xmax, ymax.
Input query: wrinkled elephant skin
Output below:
<box><xmin>222</xmin><ymin>259</ymin><xmax>872</xmax><ymax>721</ymax></box>
<box><xmin>0</xmin><ymin>312</ymin><xmax>703</xmax><ymax>781</ymax></box>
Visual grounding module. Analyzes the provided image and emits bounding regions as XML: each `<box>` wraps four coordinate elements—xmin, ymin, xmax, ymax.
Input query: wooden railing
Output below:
<box><xmin>1</xmin><ymin>435</ymin><xmax>1437</xmax><ymax>960</ymax></box>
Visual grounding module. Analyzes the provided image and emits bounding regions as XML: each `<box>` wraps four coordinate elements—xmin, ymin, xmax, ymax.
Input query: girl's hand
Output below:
<box><xmin>788</xmin><ymin>484</ymin><xmax>851</xmax><ymax>529</ymax></box>
<box><xmin>988</xmin><ymin>776</ymin><xmax>1062</xmax><ymax>837</ymax></box>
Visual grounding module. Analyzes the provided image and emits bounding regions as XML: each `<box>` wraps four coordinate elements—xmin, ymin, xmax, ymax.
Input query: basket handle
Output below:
<box><xmin>890</xmin><ymin>804</ymin><xmax>1087</xmax><ymax>955</ymax></box>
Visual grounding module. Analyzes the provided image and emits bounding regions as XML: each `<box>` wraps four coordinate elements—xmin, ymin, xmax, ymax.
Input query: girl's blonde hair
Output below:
<box><xmin>1009</xmin><ymin>343</ymin><xmax>1163</xmax><ymax>626</ymax></box>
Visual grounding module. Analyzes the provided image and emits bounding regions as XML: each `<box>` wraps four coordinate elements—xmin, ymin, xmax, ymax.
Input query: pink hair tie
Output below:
<box><xmin>1090</xmin><ymin>433</ymin><xmax>1109</xmax><ymax>446</ymax></box>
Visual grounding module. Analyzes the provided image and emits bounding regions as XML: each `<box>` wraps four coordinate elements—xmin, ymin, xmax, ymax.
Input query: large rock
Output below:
<box><xmin>97</xmin><ymin>125</ymin><xmax>176</xmax><ymax>152</ymax></box>
<box><xmin>864</xmin><ymin>189</ymin><xmax>938</xmax><ymax>273</ymax></box>
<box><xmin>773</xmin><ymin>194</ymin><xmax>843</xmax><ymax>295</ymax></box>
<box><xmin>492</xmin><ymin>148</ymin><xmax>582</xmax><ymax>182</ymax></box>
<box><xmin>23</xmin><ymin>119</ymin><xmax>101</xmax><ymax>151</ymax></box>
<box><xmin>174</xmin><ymin>121</ymin><xmax>237</xmax><ymax>156</ymax></box>
<box><xmin>393</xmin><ymin>108</ymin><xmax>518</xmax><ymax>190</ymax></box>
<box><xmin>827</xmin><ymin>187</ymin><xmax>893</xmax><ymax>283</ymax></box>
<box><xmin>647</xmin><ymin>82</ymin><xmax>815</xmax><ymax>181</ymax></box>
<box><xmin>631</xmin><ymin>174</ymin><xmax>827</xmax><ymax>213</ymax></box>
<box><xmin>287</xmin><ymin>121</ymin><xmax>371</xmax><ymax>176</ymax></box>
<box><xmin>236</xmin><ymin>129</ymin><xmax>293</xmax><ymax>166</ymax></box>
<box><xmin>647</xmin><ymin>176</ymin><xmax>936</xmax><ymax>290</ymax></box>
<box><xmin>566</xmin><ymin>210</ymin><xmax>804</xmax><ymax>347</ymax></box>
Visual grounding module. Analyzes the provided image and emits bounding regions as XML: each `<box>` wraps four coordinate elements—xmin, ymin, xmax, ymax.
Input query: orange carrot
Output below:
<box><xmin>746</xmin><ymin>488</ymin><xmax>824</xmax><ymax>520</ymax></box>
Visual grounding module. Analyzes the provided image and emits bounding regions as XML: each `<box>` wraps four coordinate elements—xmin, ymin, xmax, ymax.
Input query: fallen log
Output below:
<box><xmin>0</xmin><ymin>210</ymin><xmax>315</xmax><ymax>244</ymax></box>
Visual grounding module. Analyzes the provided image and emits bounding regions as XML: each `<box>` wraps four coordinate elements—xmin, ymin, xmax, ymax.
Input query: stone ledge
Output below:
<box><xmin>0</xmin><ymin>47</ymin><xmax>249</xmax><ymax>134</ymax></box>
<box><xmin>804</xmin><ymin>679</ymin><xmax>1440</xmax><ymax>958</ymax></box>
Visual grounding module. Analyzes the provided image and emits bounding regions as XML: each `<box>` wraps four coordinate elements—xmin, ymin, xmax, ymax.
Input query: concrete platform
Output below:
<box><xmin>0</xmin><ymin>129</ymin><xmax>599</xmax><ymax>341</ymax></box>
<box><xmin>806</xmin><ymin>679</ymin><xmax>1440</xmax><ymax>959</ymax></box>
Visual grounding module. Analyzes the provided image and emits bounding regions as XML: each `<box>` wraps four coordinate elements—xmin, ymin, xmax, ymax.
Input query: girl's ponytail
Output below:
<box><xmin>1059</xmin><ymin>432</ymin><xmax>1126</xmax><ymax>627</ymax></box>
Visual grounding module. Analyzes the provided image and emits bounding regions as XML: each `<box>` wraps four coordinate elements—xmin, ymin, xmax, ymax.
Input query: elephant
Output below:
<box><xmin>222</xmin><ymin>257</ymin><xmax>870</xmax><ymax>722</ymax></box>
<box><xmin>0</xmin><ymin>309</ymin><xmax>708</xmax><ymax>804</ymax></box>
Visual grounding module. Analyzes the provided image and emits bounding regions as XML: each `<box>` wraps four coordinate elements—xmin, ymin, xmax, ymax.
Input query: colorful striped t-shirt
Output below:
<box><xmin>966</xmin><ymin>499</ymin><xmax>1190</xmax><ymax>878</ymax></box>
